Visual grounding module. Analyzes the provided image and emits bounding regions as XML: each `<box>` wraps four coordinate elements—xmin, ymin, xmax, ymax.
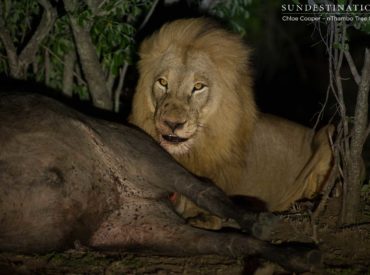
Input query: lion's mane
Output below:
<box><xmin>130</xmin><ymin>18</ymin><xmax>257</xmax><ymax>191</ymax></box>
<box><xmin>131</xmin><ymin>18</ymin><xmax>333</xmax><ymax>215</ymax></box>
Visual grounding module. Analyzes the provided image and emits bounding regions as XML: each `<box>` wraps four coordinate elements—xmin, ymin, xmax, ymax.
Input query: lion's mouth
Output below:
<box><xmin>162</xmin><ymin>134</ymin><xmax>189</xmax><ymax>144</ymax></box>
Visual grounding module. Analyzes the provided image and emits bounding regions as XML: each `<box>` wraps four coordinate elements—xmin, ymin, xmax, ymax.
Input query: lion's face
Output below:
<box><xmin>150</xmin><ymin>49</ymin><xmax>218</xmax><ymax>155</ymax></box>
<box><xmin>130</xmin><ymin>18</ymin><xmax>256</xmax><ymax>162</ymax></box>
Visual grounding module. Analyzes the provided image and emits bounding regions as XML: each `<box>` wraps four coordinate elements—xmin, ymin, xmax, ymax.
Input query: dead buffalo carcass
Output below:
<box><xmin>0</xmin><ymin>93</ymin><xmax>320</xmax><ymax>272</ymax></box>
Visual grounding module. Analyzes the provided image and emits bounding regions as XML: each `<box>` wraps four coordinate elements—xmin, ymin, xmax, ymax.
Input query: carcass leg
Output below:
<box><xmin>89</xmin><ymin>201</ymin><xmax>321</xmax><ymax>273</ymax></box>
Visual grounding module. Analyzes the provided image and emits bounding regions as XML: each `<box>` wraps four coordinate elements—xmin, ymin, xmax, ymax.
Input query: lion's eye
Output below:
<box><xmin>158</xmin><ymin>78</ymin><xmax>168</xmax><ymax>88</ymax></box>
<box><xmin>193</xmin><ymin>83</ymin><xmax>206</xmax><ymax>92</ymax></box>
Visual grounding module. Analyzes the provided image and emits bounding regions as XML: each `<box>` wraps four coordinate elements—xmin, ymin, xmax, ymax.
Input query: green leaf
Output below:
<box><xmin>333</xmin><ymin>42</ymin><xmax>349</xmax><ymax>51</ymax></box>
<box><xmin>360</xmin><ymin>21</ymin><xmax>370</xmax><ymax>35</ymax></box>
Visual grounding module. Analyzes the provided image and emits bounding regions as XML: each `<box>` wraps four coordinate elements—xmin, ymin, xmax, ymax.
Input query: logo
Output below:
<box><xmin>281</xmin><ymin>3</ymin><xmax>370</xmax><ymax>22</ymax></box>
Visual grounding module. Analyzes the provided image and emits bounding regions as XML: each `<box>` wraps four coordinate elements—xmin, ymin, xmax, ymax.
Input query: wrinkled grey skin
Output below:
<box><xmin>0</xmin><ymin>93</ymin><xmax>320</xmax><ymax>272</ymax></box>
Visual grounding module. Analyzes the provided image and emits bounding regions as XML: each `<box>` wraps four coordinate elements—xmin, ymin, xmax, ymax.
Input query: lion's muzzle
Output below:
<box><xmin>162</xmin><ymin>134</ymin><xmax>189</xmax><ymax>143</ymax></box>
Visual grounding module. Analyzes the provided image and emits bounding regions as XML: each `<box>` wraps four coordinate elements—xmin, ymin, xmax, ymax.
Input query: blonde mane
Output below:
<box><xmin>130</xmin><ymin>18</ymin><xmax>257</xmax><ymax>190</ymax></box>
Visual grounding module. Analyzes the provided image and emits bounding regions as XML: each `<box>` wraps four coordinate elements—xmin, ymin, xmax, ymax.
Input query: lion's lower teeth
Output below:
<box><xmin>163</xmin><ymin>135</ymin><xmax>188</xmax><ymax>143</ymax></box>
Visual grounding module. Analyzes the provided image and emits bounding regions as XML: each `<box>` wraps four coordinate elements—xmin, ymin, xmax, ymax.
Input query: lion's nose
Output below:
<box><xmin>164</xmin><ymin>120</ymin><xmax>186</xmax><ymax>131</ymax></box>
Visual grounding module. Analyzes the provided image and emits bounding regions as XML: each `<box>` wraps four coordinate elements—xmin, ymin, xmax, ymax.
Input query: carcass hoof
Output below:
<box><xmin>307</xmin><ymin>249</ymin><xmax>322</xmax><ymax>267</ymax></box>
<box><xmin>276</xmin><ymin>246</ymin><xmax>322</xmax><ymax>273</ymax></box>
<box><xmin>251</xmin><ymin>212</ymin><xmax>280</xmax><ymax>240</ymax></box>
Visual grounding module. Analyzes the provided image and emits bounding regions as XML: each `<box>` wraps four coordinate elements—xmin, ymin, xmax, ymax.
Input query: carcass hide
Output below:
<box><xmin>0</xmin><ymin>93</ymin><xmax>320</xmax><ymax>272</ymax></box>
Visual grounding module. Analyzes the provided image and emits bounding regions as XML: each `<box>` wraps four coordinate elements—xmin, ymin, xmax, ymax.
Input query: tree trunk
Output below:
<box><xmin>341</xmin><ymin>49</ymin><xmax>370</xmax><ymax>225</ymax></box>
<box><xmin>64</xmin><ymin>0</ymin><xmax>112</xmax><ymax>110</ymax></box>
<box><xmin>0</xmin><ymin>0</ymin><xmax>57</xmax><ymax>79</ymax></box>
<box><xmin>62</xmin><ymin>49</ymin><xmax>77</xmax><ymax>97</ymax></box>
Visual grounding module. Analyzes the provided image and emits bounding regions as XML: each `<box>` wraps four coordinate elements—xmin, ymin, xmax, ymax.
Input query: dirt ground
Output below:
<box><xmin>1</xmin><ymin>196</ymin><xmax>370</xmax><ymax>275</ymax></box>
<box><xmin>269</xmin><ymin>196</ymin><xmax>370</xmax><ymax>274</ymax></box>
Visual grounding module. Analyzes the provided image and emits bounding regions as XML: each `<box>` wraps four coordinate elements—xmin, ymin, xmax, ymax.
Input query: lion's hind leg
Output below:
<box><xmin>302</xmin><ymin>124</ymin><xmax>335</xmax><ymax>199</ymax></box>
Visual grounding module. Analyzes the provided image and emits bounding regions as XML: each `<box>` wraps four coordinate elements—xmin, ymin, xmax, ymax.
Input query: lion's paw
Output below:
<box><xmin>186</xmin><ymin>214</ymin><xmax>223</xmax><ymax>230</ymax></box>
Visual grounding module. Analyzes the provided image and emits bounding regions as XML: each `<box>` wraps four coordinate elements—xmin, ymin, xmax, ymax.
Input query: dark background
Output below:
<box><xmin>131</xmin><ymin>1</ymin><xmax>369</xmax><ymax>128</ymax></box>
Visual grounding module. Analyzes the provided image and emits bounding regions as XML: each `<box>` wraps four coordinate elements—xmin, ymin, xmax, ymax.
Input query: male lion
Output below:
<box><xmin>130</xmin><ymin>18</ymin><xmax>333</xmax><ymax>229</ymax></box>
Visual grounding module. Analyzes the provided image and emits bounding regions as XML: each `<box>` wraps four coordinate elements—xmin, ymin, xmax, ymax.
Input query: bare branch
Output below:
<box><xmin>344</xmin><ymin>51</ymin><xmax>361</xmax><ymax>85</ymax></box>
<box><xmin>327</xmin><ymin>23</ymin><xmax>350</xmax><ymax>162</ymax></box>
<box><xmin>328</xmin><ymin>23</ymin><xmax>340</xmax><ymax>104</ymax></box>
<box><xmin>138</xmin><ymin>0</ymin><xmax>160</xmax><ymax>31</ymax></box>
<box><xmin>106</xmin><ymin>72</ymin><xmax>115</xmax><ymax>92</ymax></box>
<box><xmin>199</xmin><ymin>0</ymin><xmax>222</xmax><ymax>11</ymax></box>
<box><xmin>42</xmin><ymin>45</ymin><xmax>86</xmax><ymax>85</ymax></box>
<box><xmin>312</xmin><ymin>86</ymin><xmax>330</xmax><ymax>131</ymax></box>
<box><xmin>84</xmin><ymin>0</ymin><xmax>105</xmax><ymax>14</ymax></box>
<box><xmin>44</xmin><ymin>48</ymin><xmax>51</xmax><ymax>86</ymax></box>
<box><xmin>0</xmin><ymin>11</ymin><xmax>20</xmax><ymax>77</ymax></box>
<box><xmin>62</xmin><ymin>49</ymin><xmax>77</xmax><ymax>97</ymax></box>
<box><xmin>341</xmin><ymin>48</ymin><xmax>370</xmax><ymax>224</ymax></box>
<box><xmin>312</xmin><ymin>132</ymin><xmax>339</xmax><ymax>224</ymax></box>
<box><xmin>115</xmin><ymin>64</ymin><xmax>128</xmax><ymax>97</ymax></box>
<box><xmin>32</xmin><ymin>59</ymin><xmax>38</xmax><ymax>75</ymax></box>
<box><xmin>334</xmin><ymin>23</ymin><xmax>350</xmax><ymax>156</ymax></box>
<box><xmin>0</xmin><ymin>30</ymin><xmax>19</xmax><ymax>78</ymax></box>
<box><xmin>109</xmin><ymin>0</ymin><xmax>159</xmax><ymax>84</ymax></box>
<box><xmin>352</xmin><ymin>48</ymin><xmax>370</xmax><ymax>151</ymax></box>
<box><xmin>334</xmin><ymin>24</ymin><xmax>345</xmax><ymax>107</ymax></box>
<box><xmin>321</xmin><ymin>20</ymin><xmax>367</xmax><ymax>225</ymax></box>
<box><xmin>114</xmin><ymin>63</ymin><xmax>128</xmax><ymax>112</ymax></box>
<box><xmin>18</xmin><ymin>0</ymin><xmax>57</xmax><ymax>69</ymax></box>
